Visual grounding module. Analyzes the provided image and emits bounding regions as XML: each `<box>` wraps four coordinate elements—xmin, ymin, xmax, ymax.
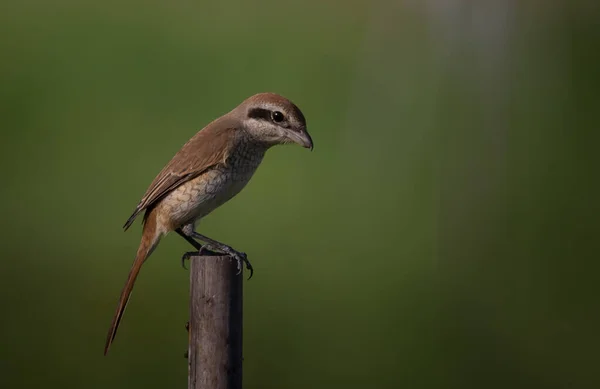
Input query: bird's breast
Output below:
<box><xmin>160</xmin><ymin>146</ymin><xmax>266</xmax><ymax>229</ymax></box>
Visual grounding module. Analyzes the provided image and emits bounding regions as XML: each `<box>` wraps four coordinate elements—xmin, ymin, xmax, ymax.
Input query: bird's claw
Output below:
<box><xmin>241</xmin><ymin>254</ymin><xmax>254</xmax><ymax>280</ymax></box>
<box><xmin>221</xmin><ymin>247</ymin><xmax>253</xmax><ymax>280</ymax></box>
<box><xmin>181</xmin><ymin>251</ymin><xmax>194</xmax><ymax>269</ymax></box>
<box><xmin>181</xmin><ymin>245</ymin><xmax>253</xmax><ymax>279</ymax></box>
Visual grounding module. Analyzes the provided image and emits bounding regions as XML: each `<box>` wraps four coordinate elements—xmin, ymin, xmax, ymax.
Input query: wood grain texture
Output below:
<box><xmin>188</xmin><ymin>255</ymin><xmax>243</xmax><ymax>389</ymax></box>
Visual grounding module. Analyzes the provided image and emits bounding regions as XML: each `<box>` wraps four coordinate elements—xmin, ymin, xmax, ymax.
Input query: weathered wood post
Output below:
<box><xmin>188</xmin><ymin>255</ymin><xmax>243</xmax><ymax>389</ymax></box>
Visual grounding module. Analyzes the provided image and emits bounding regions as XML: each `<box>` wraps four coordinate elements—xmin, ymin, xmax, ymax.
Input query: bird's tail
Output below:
<box><xmin>104</xmin><ymin>210</ymin><xmax>161</xmax><ymax>355</ymax></box>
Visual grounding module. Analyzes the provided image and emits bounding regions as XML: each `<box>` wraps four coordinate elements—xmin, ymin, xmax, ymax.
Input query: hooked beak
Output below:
<box><xmin>288</xmin><ymin>130</ymin><xmax>314</xmax><ymax>151</ymax></box>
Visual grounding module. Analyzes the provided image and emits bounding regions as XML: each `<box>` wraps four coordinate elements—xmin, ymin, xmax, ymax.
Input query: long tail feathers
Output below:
<box><xmin>104</xmin><ymin>213</ymin><xmax>160</xmax><ymax>355</ymax></box>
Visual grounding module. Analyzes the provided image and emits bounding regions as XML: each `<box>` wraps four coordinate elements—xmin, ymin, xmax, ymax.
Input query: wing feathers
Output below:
<box><xmin>123</xmin><ymin>121</ymin><xmax>238</xmax><ymax>229</ymax></box>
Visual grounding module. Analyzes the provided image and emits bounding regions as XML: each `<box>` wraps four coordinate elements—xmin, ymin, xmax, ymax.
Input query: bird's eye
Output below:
<box><xmin>271</xmin><ymin>111</ymin><xmax>284</xmax><ymax>123</ymax></box>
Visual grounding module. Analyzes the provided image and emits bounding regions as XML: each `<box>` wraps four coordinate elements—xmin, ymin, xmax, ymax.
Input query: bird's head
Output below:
<box><xmin>237</xmin><ymin>93</ymin><xmax>313</xmax><ymax>150</ymax></box>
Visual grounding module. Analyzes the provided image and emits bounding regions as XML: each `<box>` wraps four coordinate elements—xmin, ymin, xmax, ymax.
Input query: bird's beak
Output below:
<box><xmin>288</xmin><ymin>130</ymin><xmax>314</xmax><ymax>151</ymax></box>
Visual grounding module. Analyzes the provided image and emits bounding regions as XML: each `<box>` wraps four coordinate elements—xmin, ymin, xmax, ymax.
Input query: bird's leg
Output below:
<box><xmin>176</xmin><ymin>228</ymin><xmax>221</xmax><ymax>269</ymax></box>
<box><xmin>189</xmin><ymin>231</ymin><xmax>254</xmax><ymax>279</ymax></box>
<box><xmin>176</xmin><ymin>224</ymin><xmax>253</xmax><ymax>278</ymax></box>
<box><xmin>176</xmin><ymin>228</ymin><xmax>202</xmax><ymax>250</ymax></box>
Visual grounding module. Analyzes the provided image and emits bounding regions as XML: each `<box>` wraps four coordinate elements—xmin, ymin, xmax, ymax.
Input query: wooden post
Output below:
<box><xmin>188</xmin><ymin>255</ymin><xmax>243</xmax><ymax>389</ymax></box>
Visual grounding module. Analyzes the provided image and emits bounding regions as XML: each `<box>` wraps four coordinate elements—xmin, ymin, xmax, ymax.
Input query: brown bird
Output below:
<box><xmin>104</xmin><ymin>92</ymin><xmax>313</xmax><ymax>355</ymax></box>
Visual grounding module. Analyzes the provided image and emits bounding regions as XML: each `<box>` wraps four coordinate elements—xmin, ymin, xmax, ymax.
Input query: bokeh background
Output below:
<box><xmin>1</xmin><ymin>1</ymin><xmax>598</xmax><ymax>388</ymax></box>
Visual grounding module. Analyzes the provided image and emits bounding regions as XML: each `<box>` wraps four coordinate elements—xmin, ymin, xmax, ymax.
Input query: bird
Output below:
<box><xmin>104</xmin><ymin>92</ymin><xmax>313</xmax><ymax>355</ymax></box>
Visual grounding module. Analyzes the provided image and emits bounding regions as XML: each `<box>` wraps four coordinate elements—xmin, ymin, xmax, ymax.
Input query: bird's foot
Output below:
<box><xmin>181</xmin><ymin>245</ymin><xmax>253</xmax><ymax>279</ymax></box>
<box><xmin>210</xmin><ymin>244</ymin><xmax>253</xmax><ymax>279</ymax></box>
<box><xmin>181</xmin><ymin>246</ymin><xmax>219</xmax><ymax>269</ymax></box>
<box><xmin>181</xmin><ymin>251</ymin><xmax>195</xmax><ymax>269</ymax></box>
<box><xmin>198</xmin><ymin>243</ymin><xmax>218</xmax><ymax>257</ymax></box>
<box><xmin>181</xmin><ymin>252</ymin><xmax>190</xmax><ymax>269</ymax></box>
<box><xmin>225</xmin><ymin>247</ymin><xmax>253</xmax><ymax>280</ymax></box>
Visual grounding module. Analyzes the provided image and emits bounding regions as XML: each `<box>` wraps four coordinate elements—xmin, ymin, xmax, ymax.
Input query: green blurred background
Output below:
<box><xmin>1</xmin><ymin>1</ymin><xmax>598</xmax><ymax>388</ymax></box>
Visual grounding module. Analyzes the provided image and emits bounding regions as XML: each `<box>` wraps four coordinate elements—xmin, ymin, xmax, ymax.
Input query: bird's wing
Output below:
<box><xmin>123</xmin><ymin>123</ymin><xmax>237</xmax><ymax>230</ymax></box>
